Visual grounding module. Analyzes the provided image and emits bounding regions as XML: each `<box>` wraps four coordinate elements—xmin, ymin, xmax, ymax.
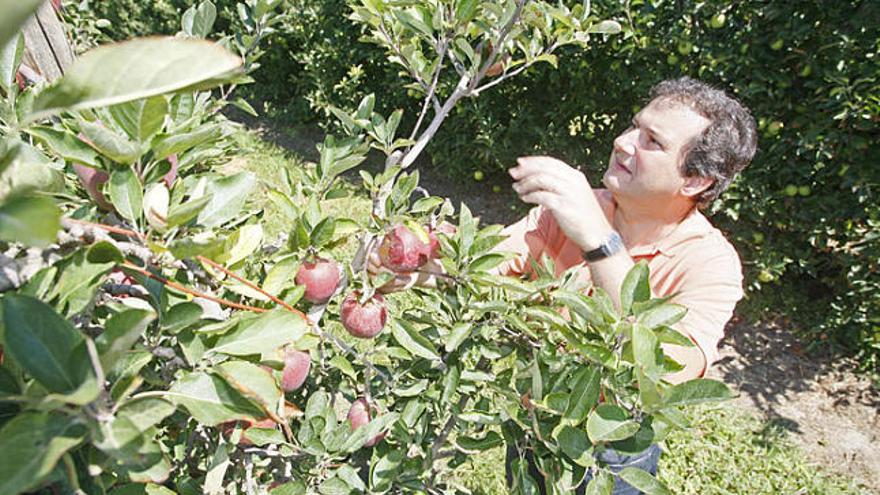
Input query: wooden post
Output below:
<box><xmin>20</xmin><ymin>1</ymin><xmax>74</xmax><ymax>83</ymax></box>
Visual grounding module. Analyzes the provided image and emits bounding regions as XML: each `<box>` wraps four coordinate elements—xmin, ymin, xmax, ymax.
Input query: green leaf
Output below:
<box><xmin>169</xmin><ymin>231</ymin><xmax>230</xmax><ymax>260</ymax></box>
<box><xmin>0</xmin><ymin>140</ymin><xmax>65</xmax><ymax>201</ymax></box>
<box><xmin>225</xmin><ymin>223</ymin><xmax>263</xmax><ymax>266</ymax></box>
<box><xmin>563</xmin><ymin>366</ymin><xmax>600</xmax><ymax>424</ymax></box>
<box><xmin>661</xmin><ymin>379</ymin><xmax>733</xmax><ymax>408</ymax></box>
<box><xmin>263</xmin><ymin>256</ymin><xmax>299</xmax><ymax>296</ymax></box>
<box><xmin>166</xmin><ymin>193</ymin><xmax>211</xmax><ymax>227</ymax></box>
<box><xmin>458</xmin><ymin>202</ymin><xmax>476</xmax><ymax>256</ymax></box>
<box><xmin>0</xmin><ymin>0</ymin><xmax>42</xmax><ymax>48</ymax></box>
<box><xmin>654</xmin><ymin>325</ymin><xmax>695</xmax><ymax>347</ymax></box>
<box><xmin>556</xmin><ymin>425</ymin><xmax>594</xmax><ymax>467</ymax></box>
<box><xmin>342</xmin><ymin>412</ymin><xmax>399</xmax><ymax>452</ymax></box>
<box><xmin>116</xmin><ymin>398</ymin><xmax>176</xmax><ymax>432</ymax></box>
<box><xmin>25</xmin><ymin>126</ymin><xmax>100</xmax><ymax>167</ymax></box>
<box><xmin>28</xmin><ymin>38</ymin><xmax>242</xmax><ymax>122</ymax></box>
<box><xmin>86</xmin><ymin>240</ymin><xmax>124</xmax><ymax>263</ymax></box>
<box><xmin>152</xmin><ymin>123</ymin><xmax>222</xmax><ymax>160</ymax></box>
<box><xmin>49</xmin><ymin>249</ymin><xmax>114</xmax><ymax>315</ymax></box>
<box><xmin>554</xmin><ymin>290</ymin><xmax>606</xmax><ymax>328</ymax></box>
<box><xmin>586</xmin><ymin>405</ymin><xmax>640</xmax><ymax>443</ymax></box>
<box><xmin>215</xmin><ymin>360</ymin><xmax>281</xmax><ymax>413</ymax></box>
<box><xmin>391</xmin><ymin>320</ymin><xmax>440</xmax><ymax>361</ymax></box>
<box><xmin>269</xmin><ymin>481</ymin><xmax>306</xmax><ymax>495</ymax></box>
<box><xmin>108</xmin><ymin>168</ymin><xmax>143</xmax><ymax>223</ymax></box>
<box><xmin>583</xmin><ymin>470</ymin><xmax>613</xmax><ymax>495</ymax></box>
<box><xmin>587</xmin><ymin>20</ymin><xmax>623</xmax><ymax>34</ymax></box>
<box><xmin>0</xmin><ymin>196</ymin><xmax>60</xmax><ymax>247</ymax></box>
<box><xmin>0</xmin><ymin>32</ymin><xmax>24</xmax><ymax>93</ymax></box>
<box><xmin>619</xmin><ymin>261</ymin><xmax>650</xmax><ymax>315</ymax></box>
<box><xmin>632</xmin><ymin>324</ymin><xmax>661</xmax><ymax>377</ymax></box>
<box><xmin>310</xmin><ymin>217</ymin><xmax>336</xmax><ymax>248</ymax></box>
<box><xmin>197</xmin><ymin>172</ymin><xmax>256</xmax><ymax>227</ymax></box>
<box><xmin>1</xmin><ymin>295</ymin><xmax>95</xmax><ymax>396</ymax></box>
<box><xmin>468</xmin><ymin>252</ymin><xmax>508</xmax><ymax>272</ymax></box>
<box><xmin>79</xmin><ymin>120</ymin><xmax>141</xmax><ymax>164</ymax></box>
<box><xmin>0</xmin><ymin>412</ymin><xmax>87</xmax><ymax>495</ymax></box>
<box><xmin>167</xmin><ymin>371</ymin><xmax>263</xmax><ymax>426</ymax></box>
<box><xmin>617</xmin><ymin>468</ymin><xmax>671</xmax><ymax>495</ymax></box>
<box><xmin>96</xmin><ymin>308</ymin><xmax>157</xmax><ymax>371</ymax></box>
<box><xmin>637</xmin><ymin>304</ymin><xmax>687</xmax><ymax>329</ymax></box>
<box><xmin>108</xmin><ymin>96</ymin><xmax>168</xmax><ymax>143</ymax></box>
<box><xmin>455</xmin><ymin>431</ymin><xmax>503</xmax><ymax>453</ymax></box>
<box><xmin>183</xmin><ymin>0</ymin><xmax>217</xmax><ymax>38</ymax></box>
<box><xmin>212</xmin><ymin>309</ymin><xmax>307</xmax><ymax>356</ymax></box>
<box><xmin>109</xmin><ymin>484</ymin><xmax>177</xmax><ymax>495</ymax></box>
<box><xmin>161</xmin><ymin>302</ymin><xmax>203</xmax><ymax>333</ymax></box>
<box><xmin>444</xmin><ymin>322</ymin><xmax>472</xmax><ymax>353</ymax></box>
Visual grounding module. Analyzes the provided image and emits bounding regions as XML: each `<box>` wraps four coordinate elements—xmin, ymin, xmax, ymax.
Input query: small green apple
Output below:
<box><xmin>709</xmin><ymin>13</ymin><xmax>726</xmax><ymax>29</ymax></box>
<box><xmin>798</xmin><ymin>185</ymin><xmax>811</xmax><ymax>197</ymax></box>
<box><xmin>492</xmin><ymin>185</ymin><xmax>502</xmax><ymax>193</ymax></box>
<box><xmin>473</xmin><ymin>170</ymin><xmax>484</xmax><ymax>181</ymax></box>
<box><xmin>770</xmin><ymin>38</ymin><xmax>784</xmax><ymax>51</ymax></box>
<box><xmin>767</xmin><ymin>121</ymin><xmax>783</xmax><ymax>136</ymax></box>
<box><xmin>667</xmin><ymin>53</ymin><xmax>679</xmax><ymax>65</ymax></box>
<box><xmin>784</xmin><ymin>184</ymin><xmax>798</xmax><ymax>197</ymax></box>
<box><xmin>753</xmin><ymin>232</ymin><xmax>765</xmax><ymax>244</ymax></box>
<box><xmin>677</xmin><ymin>41</ymin><xmax>693</xmax><ymax>55</ymax></box>
<box><xmin>757</xmin><ymin>270</ymin><xmax>774</xmax><ymax>283</ymax></box>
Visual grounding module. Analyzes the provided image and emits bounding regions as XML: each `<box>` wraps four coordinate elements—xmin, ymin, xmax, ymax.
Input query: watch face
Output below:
<box><xmin>583</xmin><ymin>232</ymin><xmax>623</xmax><ymax>262</ymax></box>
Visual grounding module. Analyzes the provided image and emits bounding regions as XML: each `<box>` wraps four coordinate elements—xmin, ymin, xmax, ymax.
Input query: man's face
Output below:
<box><xmin>603</xmin><ymin>98</ymin><xmax>711</xmax><ymax>205</ymax></box>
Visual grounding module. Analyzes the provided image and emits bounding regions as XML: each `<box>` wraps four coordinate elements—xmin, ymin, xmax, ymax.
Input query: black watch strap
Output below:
<box><xmin>582</xmin><ymin>231</ymin><xmax>625</xmax><ymax>262</ymax></box>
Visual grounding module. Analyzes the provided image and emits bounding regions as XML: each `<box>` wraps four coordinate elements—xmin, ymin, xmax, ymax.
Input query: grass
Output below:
<box><xmin>233</xmin><ymin>128</ymin><xmax>873</xmax><ymax>495</ymax></box>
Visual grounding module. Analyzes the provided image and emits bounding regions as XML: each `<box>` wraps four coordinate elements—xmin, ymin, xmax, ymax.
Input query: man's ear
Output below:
<box><xmin>680</xmin><ymin>174</ymin><xmax>714</xmax><ymax>199</ymax></box>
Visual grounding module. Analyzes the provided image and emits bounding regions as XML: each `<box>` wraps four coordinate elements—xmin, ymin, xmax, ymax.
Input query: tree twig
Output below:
<box><xmin>196</xmin><ymin>255</ymin><xmax>308</xmax><ymax>320</ymax></box>
<box><xmin>122</xmin><ymin>261</ymin><xmax>268</xmax><ymax>313</ymax></box>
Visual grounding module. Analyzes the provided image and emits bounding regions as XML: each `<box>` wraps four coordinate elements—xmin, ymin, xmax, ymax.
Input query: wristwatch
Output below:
<box><xmin>582</xmin><ymin>231</ymin><xmax>625</xmax><ymax>262</ymax></box>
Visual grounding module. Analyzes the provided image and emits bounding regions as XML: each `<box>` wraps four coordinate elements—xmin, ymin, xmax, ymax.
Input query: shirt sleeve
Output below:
<box><xmin>669</xmin><ymin>241</ymin><xmax>744</xmax><ymax>370</ymax></box>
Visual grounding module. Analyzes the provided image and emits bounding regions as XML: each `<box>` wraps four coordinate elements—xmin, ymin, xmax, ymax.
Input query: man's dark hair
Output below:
<box><xmin>650</xmin><ymin>77</ymin><xmax>758</xmax><ymax>207</ymax></box>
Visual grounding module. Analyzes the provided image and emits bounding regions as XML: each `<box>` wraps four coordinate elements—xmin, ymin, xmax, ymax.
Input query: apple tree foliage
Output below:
<box><xmin>0</xmin><ymin>1</ymin><xmax>732</xmax><ymax>494</ymax></box>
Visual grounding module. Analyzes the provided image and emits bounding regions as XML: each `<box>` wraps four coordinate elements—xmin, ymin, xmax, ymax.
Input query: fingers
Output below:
<box><xmin>511</xmin><ymin>173</ymin><xmax>568</xmax><ymax>197</ymax></box>
<box><xmin>519</xmin><ymin>190</ymin><xmax>561</xmax><ymax>210</ymax></box>
<box><xmin>509</xmin><ymin>156</ymin><xmax>575</xmax><ymax>181</ymax></box>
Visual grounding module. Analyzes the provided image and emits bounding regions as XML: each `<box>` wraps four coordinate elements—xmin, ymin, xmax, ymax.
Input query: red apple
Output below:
<box><xmin>347</xmin><ymin>397</ymin><xmax>385</xmax><ymax>447</ymax></box>
<box><xmin>295</xmin><ymin>258</ymin><xmax>341</xmax><ymax>304</ymax></box>
<box><xmin>74</xmin><ymin>164</ymin><xmax>112</xmax><ymax>210</ymax></box>
<box><xmin>340</xmin><ymin>292</ymin><xmax>387</xmax><ymax>339</ymax></box>
<box><xmin>378</xmin><ymin>224</ymin><xmax>431</xmax><ymax>272</ymax></box>
<box><xmin>281</xmin><ymin>348</ymin><xmax>310</xmax><ymax>392</ymax></box>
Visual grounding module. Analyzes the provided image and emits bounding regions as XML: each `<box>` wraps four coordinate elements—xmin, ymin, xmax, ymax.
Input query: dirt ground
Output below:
<box><xmin>248</xmin><ymin>119</ymin><xmax>880</xmax><ymax>493</ymax></box>
<box><xmin>707</xmin><ymin>317</ymin><xmax>880</xmax><ymax>493</ymax></box>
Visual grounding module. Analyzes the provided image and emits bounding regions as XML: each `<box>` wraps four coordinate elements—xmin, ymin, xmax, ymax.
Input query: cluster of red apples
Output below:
<box><xmin>262</xmin><ymin>223</ymin><xmax>442</xmax><ymax>446</ymax></box>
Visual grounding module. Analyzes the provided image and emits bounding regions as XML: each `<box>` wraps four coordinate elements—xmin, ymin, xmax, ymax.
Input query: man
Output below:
<box><xmin>498</xmin><ymin>77</ymin><xmax>758</xmax><ymax>381</ymax></box>
<box><xmin>375</xmin><ymin>77</ymin><xmax>757</xmax><ymax>381</ymax></box>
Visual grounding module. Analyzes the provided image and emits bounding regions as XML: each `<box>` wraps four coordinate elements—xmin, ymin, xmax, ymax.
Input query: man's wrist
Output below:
<box><xmin>582</xmin><ymin>230</ymin><xmax>625</xmax><ymax>262</ymax></box>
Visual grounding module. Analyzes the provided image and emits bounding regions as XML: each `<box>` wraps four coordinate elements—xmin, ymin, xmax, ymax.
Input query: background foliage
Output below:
<box><xmin>77</xmin><ymin>0</ymin><xmax>880</xmax><ymax>372</ymax></box>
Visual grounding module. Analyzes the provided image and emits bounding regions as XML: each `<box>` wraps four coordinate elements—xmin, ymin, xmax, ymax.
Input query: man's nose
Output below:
<box><xmin>613</xmin><ymin>128</ymin><xmax>638</xmax><ymax>156</ymax></box>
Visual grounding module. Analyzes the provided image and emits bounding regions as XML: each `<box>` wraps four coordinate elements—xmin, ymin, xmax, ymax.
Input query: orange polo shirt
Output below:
<box><xmin>496</xmin><ymin>190</ymin><xmax>744</xmax><ymax>369</ymax></box>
